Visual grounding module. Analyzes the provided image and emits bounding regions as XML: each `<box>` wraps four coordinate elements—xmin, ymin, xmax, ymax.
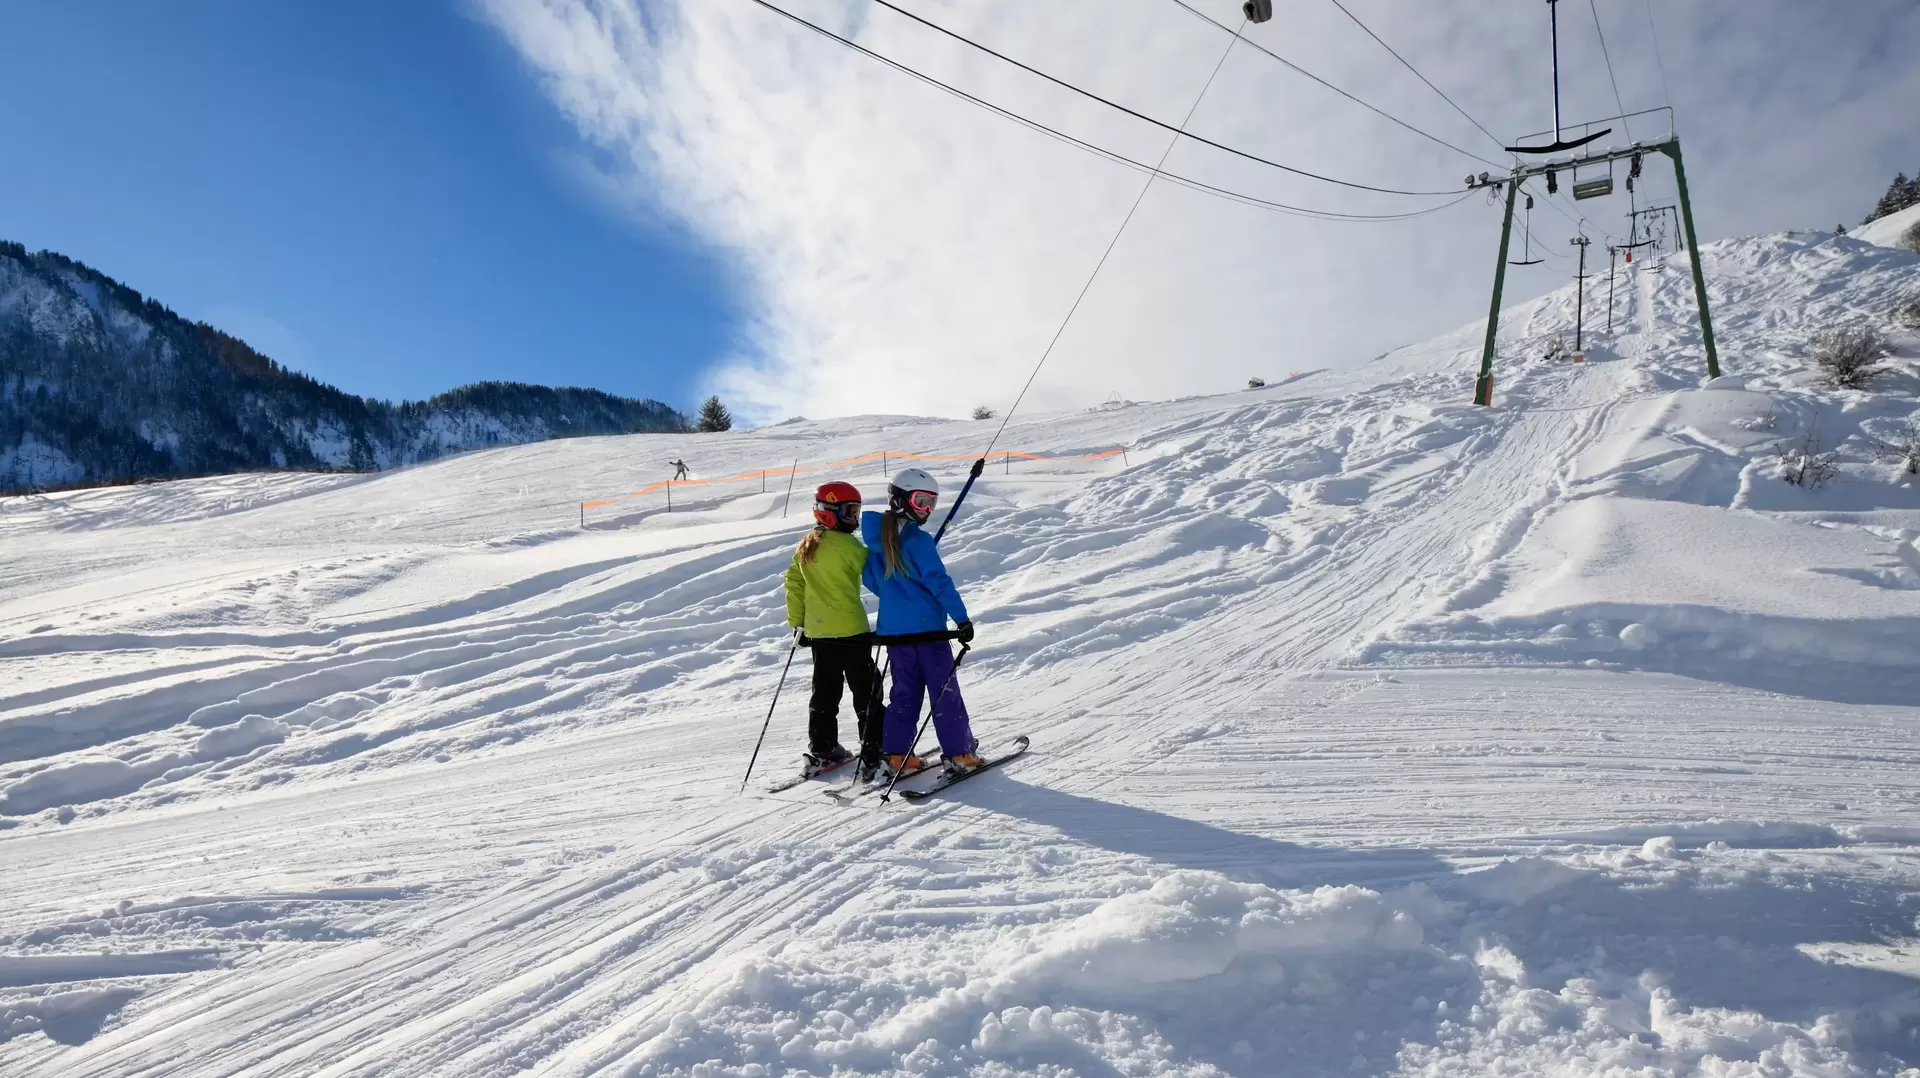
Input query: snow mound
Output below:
<box><xmin>0</xmin><ymin>755</ymin><xmax>194</xmax><ymax>817</ymax></box>
<box><xmin>995</xmin><ymin>873</ymin><xmax>1434</xmax><ymax>997</ymax></box>
<box><xmin>193</xmin><ymin>715</ymin><xmax>290</xmax><ymax>760</ymax></box>
<box><xmin>612</xmin><ymin>865</ymin><xmax>1918</xmax><ymax>1077</ymax></box>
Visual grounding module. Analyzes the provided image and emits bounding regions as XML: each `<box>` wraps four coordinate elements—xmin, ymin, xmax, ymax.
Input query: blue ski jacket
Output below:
<box><xmin>861</xmin><ymin>510</ymin><xmax>970</xmax><ymax>635</ymax></box>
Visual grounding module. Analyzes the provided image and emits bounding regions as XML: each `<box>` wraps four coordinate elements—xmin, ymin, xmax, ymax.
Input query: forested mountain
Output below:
<box><xmin>0</xmin><ymin>242</ymin><xmax>686</xmax><ymax>494</ymax></box>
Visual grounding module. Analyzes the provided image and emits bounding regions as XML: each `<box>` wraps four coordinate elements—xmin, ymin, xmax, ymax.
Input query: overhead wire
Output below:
<box><xmin>1588</xmin><ymin>0</ymin><xmax>1631</xmax><ymax>141</ymax></box>
<box><xmin>1323</xmin><ymin>0</ymin><xmax>1507</xmax><ymax>153</ymax></box>
<box><xmin>740</xmin><ymin>0</ymin><xmax>1467</xmax><ymax>222</ymax></box>
<box><xmin>864</xmin><ymin>0</ymin><xmax>1459</xmax><ymax>197</ymax></box>
<box><xmin>1163</xmin><ymin>0</ymin><xmax>1506</xmax><ymax>169</ymax></box>
<box><xmin>1537</xmin><ymin>185</ymin><xmax>1616</xmax><ymax>244</ymax></box>
<box><xmin>737</xmin><ymin>0</ymin><xmax>1482</xmax><ymax>454</ymax></box>
<box><xmin>982</xmin><ymin>18</ymin><xmax>1246</xmax><ymax>456</ymax></box>
<box><xmin>1643</xmin><ymin>0</ymin><xmax>1673</xmax><ymax>111</ymax></box>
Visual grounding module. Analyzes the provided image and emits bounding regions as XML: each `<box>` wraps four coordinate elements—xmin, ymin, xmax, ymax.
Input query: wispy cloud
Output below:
<box><xmin>482</xmin><ymin>0</ymin><xmax>1920</xmax><ymax>420</ymax></box>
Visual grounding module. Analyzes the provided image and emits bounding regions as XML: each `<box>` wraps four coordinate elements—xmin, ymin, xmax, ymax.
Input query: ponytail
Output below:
<box><xmin>880</xmin><ymin>511</ymin><xmax>906</xmax><ymax>578</ymax></box>
<box><xmin>797</xmin><ymin>527</ymin><xmax>825</xmax><ymax>564</ymax></box>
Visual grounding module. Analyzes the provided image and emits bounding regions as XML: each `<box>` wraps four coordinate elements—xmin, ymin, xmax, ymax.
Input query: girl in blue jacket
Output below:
<box><xmin>862</xmin><ymin>467</ymin><xmax>980</xmax><ymax>778</ymax></box>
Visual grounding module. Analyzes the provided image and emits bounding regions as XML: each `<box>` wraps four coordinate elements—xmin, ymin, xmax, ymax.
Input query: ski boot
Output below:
<box><xmin>943</xmin><ymin>753</ymin><xmax>984</xmax><ymax>778</ymax></box>
<box><xmin>802</xmin><ymin>744</ymin><xmax>854</xmax><ymax>776</ymax></box>
<box><xmin>879</xmin><ymin>753</ymin><xmax>925</xmax><ymax>781</ymax></box>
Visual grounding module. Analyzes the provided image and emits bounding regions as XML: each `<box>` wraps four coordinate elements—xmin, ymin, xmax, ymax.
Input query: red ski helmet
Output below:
<box><xmin>812</xmin><ymin>481</ymin><xmax>862</xmax><ymax>532</ymax></box>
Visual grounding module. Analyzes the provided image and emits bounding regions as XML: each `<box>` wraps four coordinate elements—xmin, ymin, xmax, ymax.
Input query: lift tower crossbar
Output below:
<box><xmin>1468</xmin><ymin>135</ymin><xmax>1718</xmax><ymax>406</ymax></box>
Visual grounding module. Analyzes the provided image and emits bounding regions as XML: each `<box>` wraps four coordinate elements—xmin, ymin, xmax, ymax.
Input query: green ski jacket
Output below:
<box><xmin>784</xmin><ymin>529</ymin><xmax>872</xmax><ymax>640</ymax></box>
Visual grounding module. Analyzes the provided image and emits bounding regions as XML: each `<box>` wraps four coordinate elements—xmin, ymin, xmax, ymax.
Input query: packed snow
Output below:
<box><xmin>2</xmin><ymin>231</ymin><xmax>1918</xmax><ymax>1075</ymax></box>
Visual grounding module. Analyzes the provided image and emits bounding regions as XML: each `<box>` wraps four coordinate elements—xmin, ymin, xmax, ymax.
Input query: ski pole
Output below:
<box><xmin>933</xmin><ymin>458</ymin><xmax>986</xmax><ymax>544</ymax></box>
<box><xmin>740</xmin><ymin>631</ymin><xmax>802</xmax><ymax>793</ymax></box>
<box><xmin>880</xmin><ymin>642</ymin><xmax>970</xmax><ymax>803</ymax></box>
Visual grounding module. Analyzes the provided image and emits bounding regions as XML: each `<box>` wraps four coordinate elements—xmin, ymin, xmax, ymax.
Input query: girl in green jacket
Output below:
<box><xmin>783</xmin><ymin>481</ymin><xmax>881</xmax><ymax>772</ymax></box>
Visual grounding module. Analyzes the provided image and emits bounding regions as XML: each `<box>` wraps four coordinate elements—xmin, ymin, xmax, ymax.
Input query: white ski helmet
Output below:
<box><xmin>888</xmin><ymin>467</ymin><xmax>939</xmax><ymax>523</ymax></box>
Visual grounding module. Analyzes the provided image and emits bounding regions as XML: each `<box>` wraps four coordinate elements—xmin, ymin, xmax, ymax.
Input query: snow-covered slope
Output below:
<box><xmin>1859</xmin><ymin>202</ymin><xmax>1920</xmax><ymax>251</ymax></box>
<box><xmin>2</xmin><ymin>232</ymin><xmax>1918</xmax><ymax>1075</ymax></box>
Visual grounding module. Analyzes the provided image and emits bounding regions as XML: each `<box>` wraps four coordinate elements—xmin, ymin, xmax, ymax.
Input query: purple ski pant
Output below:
<box><xmin>881</xmin><ymin>642</ymin><xmax>974</xmax><ymax>758</ymax></box>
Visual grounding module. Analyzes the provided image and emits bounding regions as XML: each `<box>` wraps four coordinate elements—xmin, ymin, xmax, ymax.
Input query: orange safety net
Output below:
<box><xmin>580</xmin><ymin>447</ymin><xmax>1127</xmax><ymax>510</ymax></box>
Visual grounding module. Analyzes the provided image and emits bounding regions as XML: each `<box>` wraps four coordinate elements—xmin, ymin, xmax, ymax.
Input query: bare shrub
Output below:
<box><xmin>1903</xmin><ymin>219</ymin><xmax>1920</xmax><ymax>254</ymax></box>
<box><xmin>1779</xmin><ymin>423</ymin><xmax>1841</xmax><ymax>489</ymax></box>
<box><xmin>1897</xmin><ymin>293</ymin><xmax>1920</xmax><ymax>330</ymax></box>
<box><xmin>1811</xmin><ymin>325</ymin><xmax>1891</xmax><ymax>388</ymax></box>
<box><xmin>1872</xmin><ymin>413</ymin><xmax>1920</xmax><ymax>475</ymax></box>
<box><xmin>970</xmin><ymin>405</ymin><xmax>996</xmax><ymax>420</ymax></box>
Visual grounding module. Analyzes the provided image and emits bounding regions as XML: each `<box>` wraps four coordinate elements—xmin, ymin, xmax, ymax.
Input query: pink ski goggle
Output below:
<box><xmin>903</xmin><ymin>490</ymin><xmax>937</xmax><ymax>515</ymax></box>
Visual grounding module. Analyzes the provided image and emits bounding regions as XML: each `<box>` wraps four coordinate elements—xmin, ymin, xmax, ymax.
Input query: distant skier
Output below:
<box><xmin>863</xmin><ymin>468</ymin><xmax>981</xmax><ymax>780</ymax></box>
<box><xmin>784</xmin><ymin>481</ymin><xmax>880</xmax><ymax>775</ymax></box>
<box><xmin>669</xmin><ymin>459</ymin><xmax>690</xmax><ymax>480</ymax></box>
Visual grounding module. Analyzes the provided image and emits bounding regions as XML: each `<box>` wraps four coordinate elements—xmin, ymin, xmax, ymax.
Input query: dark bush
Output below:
<box><xmin>1811</xmin><ymin>325</ymin><xmax>1890</xmax><ymax>389</ymax></box>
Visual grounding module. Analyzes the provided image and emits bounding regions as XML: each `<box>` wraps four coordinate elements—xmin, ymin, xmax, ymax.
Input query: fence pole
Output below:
<box><xmin>782</xmin><ymin>459</ymin><xmax>799</xmax><ymax>517</ymax></box>
<box><xmin>882</xmin><ymin>451</ymin><xmax>887</xmax><ymax>481</ymax></box>
<box><xmin>580</xmin><ymin>502</ymin><xmax>584</xmax><ymax>528</ymax></box>
<box><xmin>666</xmin><ymin>482</ymin><xmax>672</xmax><ymax>512</ymax></box>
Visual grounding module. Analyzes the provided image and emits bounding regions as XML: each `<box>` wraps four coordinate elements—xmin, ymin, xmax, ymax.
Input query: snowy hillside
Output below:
<box><xmin>0</xmin><ymin>242</ymin><xmax>686</xmax><ymax>494</ymax></box>
<box><xmin>1860</xmin><ymin>203</ymin><xmax>1920</xmax><ymax>251</ymax></box>
<box><xmin>2</xmin><ymin>231</ymin><xmax>1919</xmax><ymax>1075</ymax></box>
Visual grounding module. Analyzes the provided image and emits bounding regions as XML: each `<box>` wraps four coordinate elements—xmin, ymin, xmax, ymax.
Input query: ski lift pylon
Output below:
<box><xmin>1505</xmin><ymin>0</ymin><xmax>1612</xmax><ymax>154</ymax></box>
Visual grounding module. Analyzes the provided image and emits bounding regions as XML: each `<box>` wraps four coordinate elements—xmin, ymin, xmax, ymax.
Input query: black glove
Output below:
<box><xmin>955</xmin><ymin>621</ymin><xmax>975</xmax><ymax>644</ymax></box>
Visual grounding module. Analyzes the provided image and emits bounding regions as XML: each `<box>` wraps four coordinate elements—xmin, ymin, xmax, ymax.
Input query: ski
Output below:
<box><xmin>827</xmin><ymin>755</ymin><xmax>944</xmax><ymax>800</ymax></box>
<box><xmin>765</xmin><ymin>755</ymin><xmax>856</xmax><ymax>793</ymax></box>
<box><xmin>896</xmin><ymin>737</ymin><xmax>1030</xmax><ymax>802</ymax></box>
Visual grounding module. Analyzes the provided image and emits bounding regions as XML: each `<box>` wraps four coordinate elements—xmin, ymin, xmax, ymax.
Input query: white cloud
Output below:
<box><xmin>482</xmin><ymin>0</ymin><xmax>1920</xmax><ymax>420</ymax></box>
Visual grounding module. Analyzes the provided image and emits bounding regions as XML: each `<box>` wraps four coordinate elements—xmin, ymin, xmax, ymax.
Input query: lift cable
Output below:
<box><xmin>1538</xmin><ymin>185</ymin><xmax>1617</xmax><ymax>243</ymax></box>
<box><xmin>1643</xmin><ymin>0</ymin><xmax>1673</xmax><ymax>111</ymax></box>
<box><xmin>865</xmin><ymin>0</ymin><xmax>1460</xmax><ymax>197</ymax></box>
<box><xmin>982</xmin><ymin>18</ymin><xmax>1247</xmax><ymax>457</ymax></box>
<box><xmin>1588</xmin><ymin>0</ymin><xmax>1632</xmax><ymax>142</ymax></box>
<box><xmin>1324</xmin><ymin>0</ymin><xmax>1507</xmax><ymax>153</ymax></box>
<box><xmin>742</xmin><ymin>0</ymin><xmax>1467</xmax><ymax>222</ymax></box>
<box><xmin>1165</xmin><ymin>0</ymin><xmax>1506</xmax><ymax>169</ymax></box>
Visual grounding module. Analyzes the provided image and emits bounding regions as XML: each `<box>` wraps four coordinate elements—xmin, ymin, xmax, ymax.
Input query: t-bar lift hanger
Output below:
<box><xmin>1505</xmin><ymin>0</ymin><xmax>1611</xmax><ymax>154</ymax></box>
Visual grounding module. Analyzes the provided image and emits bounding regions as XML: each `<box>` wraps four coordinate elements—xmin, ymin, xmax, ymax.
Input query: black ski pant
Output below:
<box><xmin>807</xmin><ymin>637</ymin><xmax>882</xmax><ymax>760</ymax></box>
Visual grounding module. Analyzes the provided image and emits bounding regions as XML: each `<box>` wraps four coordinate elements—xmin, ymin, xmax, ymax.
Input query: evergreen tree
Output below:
<box><xmin>696</xmin><ymin>395</ymin><xmax>733</xmax><ymax>433</ymax></box>
<box><xmin>1864</xmin><ymin>172</ymin><xmax>1920</xmax><ymax>224</ymax></box>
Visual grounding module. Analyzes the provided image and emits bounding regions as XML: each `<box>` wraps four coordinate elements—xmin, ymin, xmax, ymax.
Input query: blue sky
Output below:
<box><xmin>0</xmin><ymin>0</ymin><xmax>737</xmax><ymax>410</ymax></box>
<box><xmin>5</xmin><ymin>1</ymin><xmax>1915</xmax><ymax>421</ymax></box>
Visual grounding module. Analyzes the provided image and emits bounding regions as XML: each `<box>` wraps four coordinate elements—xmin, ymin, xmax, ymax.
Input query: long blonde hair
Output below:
<box><xmin>796</xmin><ymin>527</ymin><xmax>825</xmax><ymax>564</ymax></box>
<box><xmin>879</xmin><ymin>510</ymin><xmax>906</xmax><ymax>578</ymax></box>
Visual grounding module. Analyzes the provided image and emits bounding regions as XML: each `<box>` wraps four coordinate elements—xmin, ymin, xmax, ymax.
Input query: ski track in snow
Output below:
<box><xmin>2</xmin><ymin>232</ymin><xmax>1920</xmax><ymax>1075</ymax></box>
